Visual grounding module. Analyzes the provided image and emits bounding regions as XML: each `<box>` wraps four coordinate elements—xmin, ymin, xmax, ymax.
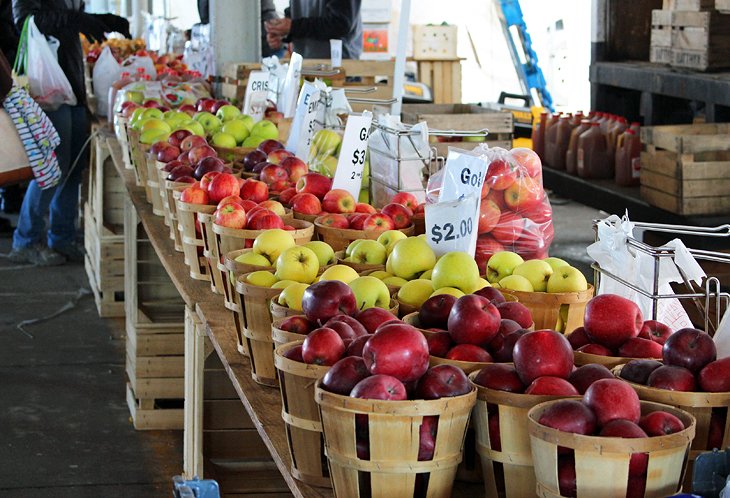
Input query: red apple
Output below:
<box><xmin>639</xmin><ymin>411</ymin><xmax>685</xmax><ymax>436</ymax></box>
<box><xmin>426</xmin><ymin>331</ymin><xmax>452</xmax><ymax>358</ymax></box>
<box><xmin>415</xmin><ymin>364</ymin><xmax>471</xmax><ymax>400</ymax></box>
<box><xmin>647</xmin><ymin>365</ymin><xmax>697</xmax><ymax>391</ymax></box>
<box><xmin>216</xmin><ymin>195</ymin><xmax>245</xmax><ymax>210</ymax></box>
<box><xmin>177</xmin><ymin>151</ymin><xmax>191</xmax><ymax>164</ymax></box>
<box><xmin>302</xmin><ymin>280</ymin><xmax>357</xmax><ymax>324</ymax></box>
<box><xmin>362</xmin><ymin>323</ymin><xmax>430</xmax><ymax>382</ymax></box>
<box><xmin>346</xmin><ymin>335</ymin><xmax>370</xmax><ymax>357</ymax></box>
<box><xmin>239</xmin><ymin>179</ymin><xmax>269</xmax><ymax>203</ymax></box>
<box><xmin>447</xmin><ymin>295</ymin><xmax>501</xmax><ymax>346</ymax></box>
<box><xmin>619</xmin><ymin>359</ymin><xmax>663</xmax><ymax>385</ymax></box>
<box><xmin>180</xmin><ymin>134</ymin><xmax>208</xmax><ymax>152</ymax></box>
<box><xmin>486</xmin><ymin>188</ymin><xmax>508</xmax><ymax>211</ymax></box>
<box><xmin>167</xmin><ymin>164</ymin><xmax>195</xmax><ymax>181</ymax></box>
<box><xmin>283</xmin><ymin>345</ymin><xmax>304</xmax><ymax>362</ymax></box>
<box><xmin>504</xmin><ymin>175</ymin><xmax>543</xmax><ymax>212</ymax></box>
<box><xmin>486</xmin><ymin>158</ymin><xmax>518</xmax><ymax>190</ymax></box>
<box><xmin>154</xmin><ymin>143</ymin><xmax>181</xmax><ymax>163</ymax></box>
<box><xmin>278</xmin><ymin>187</ymin><xmax>298</xmax><ymax>206</ymax></box>
<box><xmin>167</xmin><ymin>129</ymin><xmax>192</xmax><ymax>148</ymax></box>
<box><xmin>445</xmin><ymin>344</ymin><xmax>492</xmax><ymax>362</ymax></box>
<box><xmin>291</xmin><ymin>193</ymin><xmax>322</xmax><ymax>215</ymax></box>
<box><xmin>279</xmin><ymin>316</ymin><xmax>313</xmax><ymax>335</ymax></box>
<box><xmin>180</xmin><ymin>185</ymin><xmax>209</xmax><ymax>204</ymax></box>
<box><xmin>478</xmin><ymin>200</ymin><xmax>501</xmax><ymax>234</ymax></box>
<box><xmin>509</xmin><ymin>147</ymin><xmax>542</xmax><ymax>178</ymax></box>
<box><xmin>472</xmin><ymin>363</ymin><xmax>525</xmax><ymax>393</ymax></box>
<box><xmin>188</xmin><ymin>145</ymin><xmax>217</xmax><ymax>165</ymax></box>
<box><xmin>584</xmin><ymin>378</ymin><xmax>641</xmax><ymax>425</ymax></box>
<box><xmin>568</xmin><ymin>364</ymin><xmax>614</xmax><ymax>394</ymax></box>
<box><xmin>363</xmin><ymin>213</ymin><xmax>395</xmax><ymax>231</ymax></box>
<box><xmin>267</xmin><ymin>148</ymin><xmax>293</xmax><ymax>165</ymax></box>
<box><xmin>355</xmin><ymin>203</ymin><xmax>377</xmax><ymax>214</ymax></box>
<box><xmin>598</xmin><ymin>420</ymin><xmax>648</xmax><ymax>477</ymax></box>
<box><xmin>321</xmin><ymin>356</ymin><xmax>370</xmax><ymax>395</ymax></box>
<box><xmin>663</xmin><ymin>327</ymin><xmax>716</xmax><ymax>373</ymax></box>
<box><xmin>557</xmin><ymin>455</ymin><xmax>577</xmax><ymax>498</ymax></box>
<box><xmin>698</xmin><ymin>357</ymin><xmax>730</xmax><ymax>392</ymax></box>
<box><xmin>414</xmin><ymin>203</ymin><xmax>425</xmax><ymax>215</ymax></box>
<box><xmin>301</xmin><ymin>327</ymin><xmax>345</xmax><ymax>366</ymax></box>
<box><xmin>348</xmin><ymin>214</ymin><xmax>368</xmax><ymax>230</ymax></box>
<box><xmin>258</xmin><ymin>200</ymin><xmax>286</xmax><ymax>217</ymax></box>
<box><xmin>495</xmin><ymin>301</ymin><xmax>532</xmax><ymax>329</ymax></box>
<box><xmin>475</xmin><ymin>237</ymin><xmax>506</xmax><ymax>270</ymax></box>
<box><xmin>177</xmin><ymin>176</ymin><xmax>195</xmax><ymax>184</ymax></box>
<box><xmin>708</xmin><ymin>410</ymin><xmax>726</xmax><ymax>449</ymax></box>
<box><xmin>513</xmin><ymin>330</ymin><xmax>574</xmax><ymax>385</ymax></box>
<box><xmin>214</xmin><ymin>202</ymin><xmax>247</xmax><ymax>229</ymax></box>
<box><xmin>576</xmin><ymin>343</ymin><xmax>614</xmax><ymax>356</ymax></box>
<box><xmin>200</xmin><ymin>171</ymin><xmax>220</xmax><ymax>191</ymax></box>
<box><xmin>380</xmin><ymin>203</ymin><xmax>413</xmax><ymax>229</ymax></box>
<box><xmin>355</xmin><ymin>308</ymin><xmax>398</xmax><ymax>334</ymax></box>
<box><xmin>391</xmin><ymin>192</ymin><xmax>419</xmax><ymax>210</ymax></box>
<box><xmin>474</xmin><ymin>286</ymin><xmax>506</xmax><ymax>305</ymax></box>
<box><xmin>525</xmin><ymin>376</ymin><xmax>579</xmax><ymax>396</ymax></box>
<box><xmin>538</xmin><ymin>399</ymin><xmax>597</xmax><ymax>435</ymax></box>
<box><xmin>193</xmin><ymin>156</ymin><xmax>225</xmax><ymax>180</ymax></box>
<box><xmin>296</xmin><ymin>172</ymin><xmax>332</xmax><ymax>199</ymax></box>
<box><xmin>618</xmin><ymin>337</ymin><xmax>663</xmax><ymax>359</ymax></box>
<box><xmin>322</xmin><ymin>189</ymin><xmax>357</xmax><ymax>214</ymax></box>
<box><xmin>280</xmin><ymin>156</ymin><xmax>308</xmax><ymax>183</ymax></box>
<box><xmin>257</xmin><ymin>139</ymin><xmax>284</xmax><ymax>155</ymax></box>
<box><xmin>491</xmin><ymin>212</ymin><xmax>525</xmax><ymax>245</ymax></box>
<box><xmin>567</xmin><ymin>327</ymin><xmax>591</xmax><ymax>350</ymax></box>
<box><xmin>584</xmin><ymin>294</ymin><xmax>643</xmax><ymax>349</ymax></box>
<box><xmin>260</xmin><ymin>164</ymin><xmax>289</xmax><ymax>187</ymax></box>
<box><xmin>247</xmin><ymin>211</ymin><xmax>284</xmax><ymax>230</ymax></box>
<box><xmin>419</xmin><ymin>294</ymin><xmax>457</xmax><ymax>330</ymax></box>
<box><xmin>488</xmin><ymin>410</ymin><xmax>501</xmax><ymax>450</ymax></box>
<box><xmin>491</xmin><ymin>329</ymin><xmax>528</xmax><ymax>363</ymax></box>
<box><xmin>418</xmin><ymin>415</ymin><xmax>438</xmax><ymax>461</ymax></box>
<box><xmin>239</xmin><ymin>199</ymin><xmax>258</xmax><ymax>212</ymax></box>
<box><xmin>316</xmin><ymin>213</ymin><xmax>349</xmax><ymax>229</ymax></box>
<box><xmin>639</xmin><ymin>320</ymin><xmax>673</xmax><ymax>345</ymax></box>
<box><xmin>242</xmin><ymin>149</ymin><xmax>267</xmax><ymax>172</ymax></box>
<box><xmin>325</xmin><ymin>314</ymin><xmax>368</xmax><ymax>338</ymax></box>
<box><xmin>208</xmin><ymin>172</ymin><xmax>240</xmax><ymax>203</ymax></box>
<box><xmin>350</xmin><ymin>374</ymin><xmax>407</xmax><ymax>400</ymax></box>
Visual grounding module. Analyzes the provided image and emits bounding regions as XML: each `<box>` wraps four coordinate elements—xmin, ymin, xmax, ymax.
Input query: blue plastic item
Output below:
<box><xmin>172</xmin><ymin>475</ymin><xmax>220</xmax><ymax>498</ymax></box>
<box><xmin>693</xmin><ymin>449</ymin><xmax>730</xmax><ymax>498</ymax></box>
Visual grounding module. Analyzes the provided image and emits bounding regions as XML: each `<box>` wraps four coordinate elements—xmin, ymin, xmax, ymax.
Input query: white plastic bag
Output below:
<box><xmin>93</xmin><ymin>46</ymin><xmax>121</xmax><ymax>117</ymax></box>
<box><xmin>714</xmin><ymin>308</ymin><xmax>730</xmax><ymax>359</ymax></box>
<box><xmin>26</xmin><ymin>16</ymin><xmax>76</xmax><ymax>110</ymax></box>
<box><xmin>119</xmin><ymin>55</ymin><xmax>157</xmax><ymax>80</ymax></box>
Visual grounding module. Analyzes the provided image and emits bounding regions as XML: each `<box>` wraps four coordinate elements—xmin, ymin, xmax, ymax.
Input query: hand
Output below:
<box><xmin>95</xmin><ymin>14</ymin><xmax>132</xmax><ymax>38</ymax></box>
<box><xmin>266</xmin><ymin>32</ymin><xmax>282</xmax><ymax>50</ymax></box>
<box><xmin>265</xmin><ymin>18</ymin><xmax>291</xmax><ymax>37</ymax></box>
<box><xmin>79</xmin><ymin>14</ymin><xmax>108</xmax><ymax>44</ymax></box>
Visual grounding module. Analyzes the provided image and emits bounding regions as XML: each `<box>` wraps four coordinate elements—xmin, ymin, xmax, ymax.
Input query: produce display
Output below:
<box><xmin>486</xmin><ymin>250</ymin><xmax>587</xmax><ymax>293</ymax></box>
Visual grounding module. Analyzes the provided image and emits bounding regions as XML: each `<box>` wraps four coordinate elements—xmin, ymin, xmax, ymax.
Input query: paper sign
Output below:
<box><xmin>279</xmin><ymin>52</ymin><xmax>303</xmax><ymax>118</ymax></box>
<box><xmin>285</xmin><ymin>81</ymin><xmax>321</xmax><ymax>159</ymax></box>
<box><xmin>242</xmin><ymin>70</ymin><xmax>269</xmax><ymax>122</ymax></box>
<box><xmin>439</xmin><ymin>149</ymin><xmax>489</xmax><ymax>203</ymax></box>
<box><xmin>425</xmin><ymin>194</ymin><xmax>480</xmax><ymax>256</ymax></box>
<box><xmin>332</xmin><ymin>112</ymin><xmax>373</xmax><ymax>199</ymax></box>
<box><xmin>330</xmin><ymin>39</ymin><xmax>343</xmax><ymax>67</ymax></box>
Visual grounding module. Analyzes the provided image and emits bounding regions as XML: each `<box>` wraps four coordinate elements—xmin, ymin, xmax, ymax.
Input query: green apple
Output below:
<box><xmin>176</xmin><ymin>120</ymin><xmax>206</xmax><ymax>136</ymax></box>
<box><xmin>486</xmin><ymin>251</ymin><xmax>525</xmax><ymax>284</ymax></box>
<box><xmin>141</xmin><ymin>118</ymin><xmax>171</xmax><ymax>134</ymax></box>
<box><xmin>498</xmin><ymin>274</ymin><xmax>534</xmax><ymax>292</ymax></box>
<box><xmin>350</xmin><ymin>239</ymin><xmax>387</xmax><ymax>265</ymax></box>
<box><xmin>129</xmin><ymin>107</ymin><xmax>146</xmax><ymax>124</ymax></box>
<box><xmin>250</xmin><ymin>119</ymin><xmax>278</xmax><ymax>140</ymax></box>
<box><xmin>546</xmin><ymin>265</ymin><xmax>588</xmax><ymax>293</ymax></box>
<box><xmin>430</xmin><ymin>287</ymin><xmax>465</xmax><ymax>299</ymax></box>
<box><xmin>141</xmin><ymin>108</ymin><xmax>164</xmax><ymax>120</ymax></box>
<box><xmin>235</xmin><ymin>251</ymin><xmax>272</xmax><ymax>267</ymax></box>
<box><xmin>139</xmin><ymin>129</ymin><xmax>169</xmax><ymax>145</ymax></box>
<box><xmin>303</xmin><ymin>241</ymin><xmax>336</xmax><ymax>267</ymax></box>
<box><xmin>193</xmin><ymin>111</ymin><xmax>222</xmax><ymax>135</ymax></box>
<box><xmin>242</xmin><ymin>135</ymin><xmax>265</xmax><ymax>148</ymax></box>
<box><xmin>469</xmin><ymin>277</ymin><xmax>490</xmax><ymax>293</ymax></box>
<box><xmin>431</xmin><ymin>251</ymin><xmax>480</xmax><ymax>294</ymax></box>
<box><xmin>544</xmin><ymin>257</ymin><xmax>570</xmax><ymax>271</ymax></box>
<box><xmin>377</xmin><ymin>230</ymin><xmax>407</xmax><ymax>255</ymax></box>
<box><xmin>397</xmin><ymin>279</ymin><xmax>435</xmax><ymax>308</ymax></box>
<box><xmin>277</xmin><ymin>282</ymin><xmax>309</xmax><ymax>310</ymax></box>
<box><xmin>388</xmin><ymin>237</ymin><xmax>436</xmax><ymax>281</ymax></box>
<box><xmin>385</xmin><ymin>256</ymin><xmax>394</xmax><ymax>274</ymax></box>
<box><xmin>513</xmin><ymin>259</ymin><xmax>554</xmax><ymax>293</ymax></box>
<box><xmin>126</xmin><ymin>90</ymin><xmax>144</xmax><ymax>104</ymax></box>
<box><xmin>349</xmin><ymin>276</ymin><xmax>391</xmax><ymax>310</ymax></box>
<box><xmin>321</xmin><ymin>156</ymin><xmax>338</xmax><ymax>178</ymax></box>
<box><xmin>420</xmin><ymin>269</ymin><xmax>433</xmax><ymax>280</ymax></box>
<box><xmin>216</xmin><ymin>104</ymin><xmax>242</xmax><ymax>122</ymax></box>
<box><xmin>235</xmin><ymin>114</ymin><xmax>255</xmax><ymax>131</ymax></box>
<box><xmin>211</xmin><ymin>132</ymin><xmax>237</xmax><ymax>148</ymax></box>
<box><xmin>313</xmin><ymin>128</ymin><xmax>342</xmax><ymax>155</ymax></box>
<box><xmin>382</xmin><ymin>276</ymin><xmax>408</xmax><ymax>288</ymax></box>
<box><xmin>222</xmin><ymin>120</ymin><xmax>250</xmax><ymax>145</ymax></box>
<box><xmin>246</xmin><ymin>270</ymin><xmax>278</xmax><ymax>287</ymax></box>
<box><xmin>275</xmin><ymin>246</ymin><xmax>319</xmax><ymax>283</ymax></box>
<box><xmin>463</xmin><ymin>135</ymin><xmax>486</xmax><ymax>143</ymax></box>
<box><xmin>163</xmin><ymin>110</ymin><xmax>189</xmax><ymax>125</ymax></box>
<box><xmin>253</xmin><ymin>229</ymin><xmax>296</xmax><ymax>264</ymax></box>
<box><xmin>345</xmin><ymin>239</ymin><xmax>366</xmax><ymax>258</ymax></box>
<box><xmin>368</xmin><ymin>270</ymin><xmax>392</xmax><ymax>280</ymax></box>
<box><xmin>320</xmin><ymin>264</ymin><xmax>359</xmax><ymax>283</ymax></box>
<box><xmin>271</xmin><ymin>279</ymin><xmax>298</xmax><ymax>289</ymax></box>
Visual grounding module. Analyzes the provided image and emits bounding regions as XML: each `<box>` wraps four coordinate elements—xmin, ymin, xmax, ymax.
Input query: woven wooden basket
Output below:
<box><xmin>315</xmin><ymin>217</ymin><xmax>415</xmax><ymax>252</ymax></box>
<box><xmin>175</xmin><ymin>198</ymin><xmax>215</xmax><ymax>281</ymax></box>
<box><xmin>528</xmin><ymin>399</ymin><xmax>695</xmax><ymax>498</ymax></box>
<box><xmin>293</xmin><ymin>211</ymin><xmax>320</xmax><ymax>224</ymax></box>
<box><xmin>502</xmin><ymin>285</ymin><xmax>594</xmax><ymax>333</ymax></box>
<box><xmin>165</xmin><ymin>183</ymin><xmax>187</xmax><ymax>252</ymax></box>
<box><xmin>334</xmin><ymin>250</ymin><xmax>385</xmax><ymax>273</ymax></box>
<box><xmin>213</xmin><ymin>219</ymin><xmax>315</xmax><ymax>261</ymax></box>
<box><xmin>197</xmin><ymin>212</ymin><xmax>225</xmax><ymax>295</ymax></box>
<box><xmin>211</xmin><ymin>144</ymin><xmax>255</xmax><ymax>163</ymax></box>
<box><xmin>274</xmin><ymin>341</ymin><xmax>332</xmax><ymax>488</ymax></box>
<box><xmin>573</xmin><ymin>350</ymin><xmax>637</xmax><ymax>369</ymax></box>
<box><xmin>145</xmin><ymin>157</ymin><xmax>164</xmax><ymax>216</ymax></box>
<box><xmin>126</xmin><ymin>128</ymin><xmax>150</xmax><ymax>197</ymax></box>
<box><xmin>271</xmin><ymin>317</ymin><xmax>308</xmax><ymax>349</ymax></box>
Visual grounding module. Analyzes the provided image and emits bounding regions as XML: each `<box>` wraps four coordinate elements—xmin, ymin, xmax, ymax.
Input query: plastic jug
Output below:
<box><xmin>543</xmin><ymin>113</ymin><xmax>562</xmax><ymax>168</ymax></box>
<box><xmin>615</xmin><ymin>128</ymin><xmax>641</xmax><ymax>186</ymax></box>
<box><xmin>532</xmin><ymin>112</ymin><xmax>548</xmax><ymax>161</ymax></box>
<box><xmin>630</xmin><ymin>121</ymin><xmax>640</xmax><ymax>133</ymax></box>
<box><xmin>599</xmin><ymin>113</ymin><xmax>612</xmax><ymax>134</ymax></box>
<box><xmin>571</xmin><ymin>111</ymin><xmax>584</xmax><ymax>126</ymax></box>
<box><xmin>551</xmin><ymin>116</ymin><xmax>573</xmax><ymax>170</ymax></box>
<box><xmin>108</xmin><ymin>72</ymin><xmax>133</xmax><ymax>117</ymax></box>
<box><xmin>607</xmin><ymin>117</ymin><xmax>628</xmax><ymax>169</ymax></box>
<box><xmin>577</xmin><ymin>122</ymin><xmax>612</xmax><ymax>179</ymax></box>
<box><xmin>566</xmin><ymin>119</ymin><xmax>592</xmax><ymax>175</ymax></box>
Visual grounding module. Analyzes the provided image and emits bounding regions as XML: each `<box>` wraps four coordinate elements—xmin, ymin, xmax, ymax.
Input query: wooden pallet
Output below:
<box><xmin>671</xmin><ymin>10</ymin><xmax>730</xmax><ymax>71</ymax></box>
<box><xmin>415</xmin><ymin>59</ymin><xmax>463</xmax><ymax>104</ymax></box>
<box><xmin>663</xmin><ymin>0</ymin><xmax>716</xmax><ymax>9</ymax></box>
<box><xmin>126</xmin><ymin>383</ymin><xmax>184</xmax><ymax>431</ymax></box>
<box><xmin>651</xmin><ymin>10</ymin><xmax>674</xmax><ymax>64</ymax></box>
<box><xmin>640</xmin><ymin>122</ymin><xmax>730</xmax><ymax>215</ymax></box>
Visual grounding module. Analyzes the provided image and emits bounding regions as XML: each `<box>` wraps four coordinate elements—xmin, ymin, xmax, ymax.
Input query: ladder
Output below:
<box><xmin>494</xmin><ymin>0</ymin><xmax>554</xmax><ymax>112</ymax></box>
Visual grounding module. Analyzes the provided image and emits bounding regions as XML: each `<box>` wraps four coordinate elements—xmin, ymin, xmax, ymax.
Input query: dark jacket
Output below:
<box><xmin>1</xmin><ymin>0</ymin><xmax>19</xmax><ymax>63</ymax></box>
<box><xmin>288</xmin><ymin>0</ymin><xmax>362</xmax><ymax>59</ymax></box>
<box><xmin>0</xmin><ymin>50</ymin><xmax>12</xmax><ymax>104</ymax></box>
<box><xmin>12</xmin><ymin>0</ymin><xmax>86</xmax><ymax>105</ymax></box>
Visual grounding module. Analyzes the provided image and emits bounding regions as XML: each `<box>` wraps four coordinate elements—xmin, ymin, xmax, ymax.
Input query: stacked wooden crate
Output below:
<box><xmin>124</xmin><ymin>198</ymin><xmax>186</xmax><ymax>430</ymax></box>
<box><xmin>640</xmin><ymin>123</ymin><xmax>730</xmax><ymax>215</ymax></box>
<box><xmin>219</xmin><ymin>63</ymin><xmax>262</xmax><ymax>104</ymax></box>
<box><xmin>650</xmin><ymin>0</ymin><xmax>730</xmax><ymax>71</ymax></box>
<box><xmin>84</xmin><ymin>135</ymin><xmax>126</xmax><ymax>317</ymax></box>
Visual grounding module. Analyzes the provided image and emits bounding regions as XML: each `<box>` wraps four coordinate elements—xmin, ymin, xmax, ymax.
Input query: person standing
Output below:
<box><xmin>8</xmin><ymin>0</ymin><xmax>129</xmax><ymax>265</ymax></box>
<box><xmin>265</xmin><ymin>0</ymin><xmax>363</xmax><ymax>60</ymax></box>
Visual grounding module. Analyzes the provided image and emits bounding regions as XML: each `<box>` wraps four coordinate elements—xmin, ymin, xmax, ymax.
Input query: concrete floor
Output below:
<box><xmin>0</xmin><ymin>194</ymin><xmax>601</xmax><ymax>497</ymax></box>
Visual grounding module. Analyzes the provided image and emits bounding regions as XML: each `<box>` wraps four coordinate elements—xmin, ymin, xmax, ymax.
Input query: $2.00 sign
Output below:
<box><xmin>331</xmin><ymin>112</ymin><xmax>373</xmax><ymax>199</ymax></box>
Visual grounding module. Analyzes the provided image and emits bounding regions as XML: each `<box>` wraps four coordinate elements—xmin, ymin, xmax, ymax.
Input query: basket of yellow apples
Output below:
<box><xmin>486</xmin><ymin>251</ymin><xmax>594</xmax><ymax>333</ymax></box>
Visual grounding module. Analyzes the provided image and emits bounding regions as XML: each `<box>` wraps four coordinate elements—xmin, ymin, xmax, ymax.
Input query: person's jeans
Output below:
<box><xmin>13</xmin><ymin>104</ymin><xmax>89</xmax><ymax>249</ymax></box>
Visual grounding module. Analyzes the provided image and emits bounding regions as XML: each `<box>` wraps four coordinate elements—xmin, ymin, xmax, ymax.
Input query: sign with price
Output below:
<box><xmin>331</xmin><ymin>112</ymin><xmax>373</xmax><ymax>199</ymax></box>
<box><xmin>425</xmin><ymin>194</ymin><xmax>480</xmax><ymax>256</ymax></box>
<box><xmin>242</xmin><ymin>71</ymin><xmax>269</xmax><ymax>122</ymax></box>
<box><xmin>285</xmin><ymin>81</ymin><xmax>321</xmax><ymax>159</ymax></box>
<box><xmin>438</xmin><ymin>149</ymin><xmax>488</xmax><ymax>203</ymax></box>
<box><xmin>330</xmin><ymin>39</ymin><xmax>343</xmax><ymax>68</ymax></box>
<box><xmin>279</xmin><ymin>52</ymin><xmax>303</xmax><ymax>118</ymax></box>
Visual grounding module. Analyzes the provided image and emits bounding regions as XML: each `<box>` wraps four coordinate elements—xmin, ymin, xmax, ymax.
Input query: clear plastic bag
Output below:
<box><xmin>93</xmin><ymin>46</ymin><xmax>121</xmax><ymax>117</ymax></box>
<box><xmin>25</xmin><ymin>16</ymin><xmax>77</xmax><ymax>110</ymax></box>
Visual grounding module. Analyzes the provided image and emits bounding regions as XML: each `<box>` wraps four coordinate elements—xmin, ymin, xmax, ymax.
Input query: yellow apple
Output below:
<box><xmin>431</xmin><ymin>251</ymin><xmax>480</xmax><ymax>294</ymax></box>
<box><xmin>246</xmin><ymin>270</ymin><xmax>278</xmax><ymax>287</ymax></box>
<box><xmin>320</xmin><ymin>264</ymin><xmax>359</xmax><ymax>283</ymax></box>
<box><xmin>388</xmin><ymin>237</ymin><xmax>436</xmax><ymax>280</ymax></box>
<box><xmin>235</xmin><ymin>251</ymin><xmax>272</xmax><ymax>267</ymax></box>
<box><xmin>277</xmin><ymin>282</ymin><xmax>309</xmax><ymax>311</ymax></box>
<box><xmin>275</xmin><ymin>246</ymin><xmax>319</xmax><ymax>283</ymax></box>
<box><xmin>420</xmin><ymin>269</ymin><xmax>433</xmax><ymax>280</ymax></box>
<box><xmin>498</xmin><ymin>274</ymin><xmax>534</xmax><ymax>292</ymax></box>
<box><xmin>271</xmin><ymin>279</ymin><xmax>298</xmax><ymax>289</ymax></box>
<box><xmin>349</xmin><ymin>276</ymin><xmax>391</xmax><ymax>310</ymax></box>
<box><xmin>546</xmin><ymin>265</ymin><xmax>588</xmax><ymax>293</ymax></box>
<box><xmin>430</xmin><ymin>287</ymin><xmax>465</xmax><ymax>299</ymax></box>
<box><xmin>397</xmin><ymin>279</ymin><xmax>435</xmax><ymax>308</ymax></box>
<box><xmin>376</xmin><ymin>230</ymin><xmax>408</xmax><ymax>255</ymax></box>
<box><xmin>382</xmin><ymin>276</ymin><xmax>408</xmax><ymax>288</ymax></box>
<box><xmin>468</xmin><ymin>277</ymin><xmax>490</xmax><ymax>293</ymax></box>
<box><xmin>544</xmin><ymin>257</ymin><xmax>570</xmax><ymax>271</ymax></box>
<box><xmin>486</xmin><ymin>251</ymin><xmax>525</xmax><ymax>284</ymax></box>
<box><xmin>350</xmin><ymin>239</ymin><xmax>387</xmax><ymax>265</ymax></box>
<box><xmin>345</xmin><ymin>239</ymin><xmax>366</xmax><ymax>258</ymax></box>
<box><xmin>303</xmin><ymin>241</ymin><xmax>336</xmax><ymax>267</ymax></box>
<box><xmin>368</xmin><ymin>270</ymin><xmax>393</xmax><ymax>280</ymax></box>
<box><xmin>253</xmin><ymin>229</ymin><xmax>296</xmax><ymax>264</ymax></box>
<box><xmin>385</xmin><ymin>256</ymin><xmax>394</xmax><ymax>274</ymax></box>
<box><xmin>513</xmin><ymin>259</ymin><xmax>554</xmax><ymax>292</ymax></box>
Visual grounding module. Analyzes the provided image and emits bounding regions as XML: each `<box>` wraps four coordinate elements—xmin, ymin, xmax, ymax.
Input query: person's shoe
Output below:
<box><xmin>51</xmin><ymin>241</ymin><xmax>85</xmax><ymax>263</ymax></box>
<box><xmin>7</xmin><ymin>244</ymin><xmax>66</xmax><ymax>266</ymax></box>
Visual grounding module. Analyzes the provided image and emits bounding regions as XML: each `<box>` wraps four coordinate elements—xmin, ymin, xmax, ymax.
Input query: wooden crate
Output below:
<box><xmin>650</xmin><ymin>10</ymin><xmax>674</xmax><ymax>64</ymax></box>
<box><xmin>640</xmin><ymin>123</ymin><xmax>730</xmax><ymax>215</ymax></box>
<box><xmin>219</xmin><ymin>62</ymin><xmax>262</xmax><ymax>103</ymax></box>
<box><xmin>88</xmin><ymin>135</ymin><xmax>125</xmax><ymax>236</ymax></box>
<box><xmin>412</xmin><ymin>24</ymin><xmax>459</xmax><ymax>60</ymax></box>
<box><xmin>415</xmin><ymin>59</ymin><xmax>463</xmax><ymax>104</ymax></box>
<box><xmin>663</xmin><ymin>0</ymin><xmax>716</xmax><ymax>9</ymax></box>
<box><xmin>671</xmin><ymin>10</ymin><xmax>730</xmax><ymax>71</ymax></box>
<box><xmin>306</xmin><ymin>59</ymin><xmax>396</xmax><ymax>113</ymax></box>
<box><xmin>719</xmin><ymin>0</ymin><xmax>730</xmax><ymax>12</ymax></box>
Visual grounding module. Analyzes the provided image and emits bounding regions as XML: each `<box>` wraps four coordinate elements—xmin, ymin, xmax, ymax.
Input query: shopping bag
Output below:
<box><xmin>0</xmin><ymin>108</ymin><xmax>32</xmax><ymax>186</ymax></box>
<box><xmin>92</xmin><ymin>46</ymin><xmax>121</xmax><ymax>117</ymax></box>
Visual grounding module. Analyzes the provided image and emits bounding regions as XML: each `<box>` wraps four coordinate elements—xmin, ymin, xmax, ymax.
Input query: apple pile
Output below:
<box><xmin>155</xmin><ymin>132</ymin><xmax>233</xmax><ymax>183</ymax></box>
<box><xmin>240</xmin><ymin>141</ymin><xmax>311</xmax><ymax>193</ymax></box>
<box><xmin>475</xmin><ymin>148</ymin><xmax>554</xmax><ymax>266</ymax></box>
<box><xmin>235</xmin><ymin>231</ymin><xmax>336</xmax><ymax>269</ymax></box>
<box><xmin>195</xmin><ymin>104</ymin><xmax>279</xmax><ymax>148</ymax></box>
<box><xmin>485</xmin><ymin>250</ymin><xmax>588</xmax><ymax>294</ymax></box>
<box><xmin>421</xmin><ymin>288</ymin><xmax>534</xmax><ymax>364</ymax></box>
<box><xmin>533</xmin><ymin>378</ymin><xmax>687</xmax><ymax>497</ymax></box>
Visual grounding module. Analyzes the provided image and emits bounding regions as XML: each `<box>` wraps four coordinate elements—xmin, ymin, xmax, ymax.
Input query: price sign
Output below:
<box><xmin>330</xmin><ymin>39</ymin><xmax>343</xmax><ymax>68</ymax></box>
<box><xmin>438</xmin><ymin>149</ymin><xmax>488</xmax><ymax>203</ymax></box>
<box><xmin>425</xmin><ymin>194</ymin><xmax>480</xmax><ymax>256</ymax></box>
<box><xmin>285</xmin><ymin>81</ymin><xmax>321</xmax><ymax>159</ymax></box>
<box><xmin>242</xmin><ymin>70</ymin><xmax>269</xmax><ymax>122</ymax></box>
<box><xmin>279</xmin><ymin>52</ymin><xmax>303</xmax><ymax>118</ymax></box>
<box><xmin>331</xmin><ymin>112</ymin><xmax>373</xmax><ymax>199</ymax></box>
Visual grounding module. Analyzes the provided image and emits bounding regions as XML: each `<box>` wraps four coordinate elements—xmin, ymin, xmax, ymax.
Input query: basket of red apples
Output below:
<box><xmin>527</xmin><ymin>378</ymin><xmax>695</xmax><ymax>498</ymax></box>
<box><xmin>569</xmin><ymin>294</ymin><xmax>669</xmax><ymax>368</ymax></box>
<box><xmin>314</xmin><ymin>321</ymin><xmax>477</xmax><ymax>498</ymax></box>
<box><xmin>165</xmin><ymin>184</ymin><xmax>190</xmax><ymax>251</ymax></box>
<box><xmin>615</xmin><ymin>327</ymin><xmax>730</xmax><ymax>461</ymax></box>
<box><xmin>176</xmin><ymin>181</ymin><xmax>218</xmax><ymax>281</ymax></box>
